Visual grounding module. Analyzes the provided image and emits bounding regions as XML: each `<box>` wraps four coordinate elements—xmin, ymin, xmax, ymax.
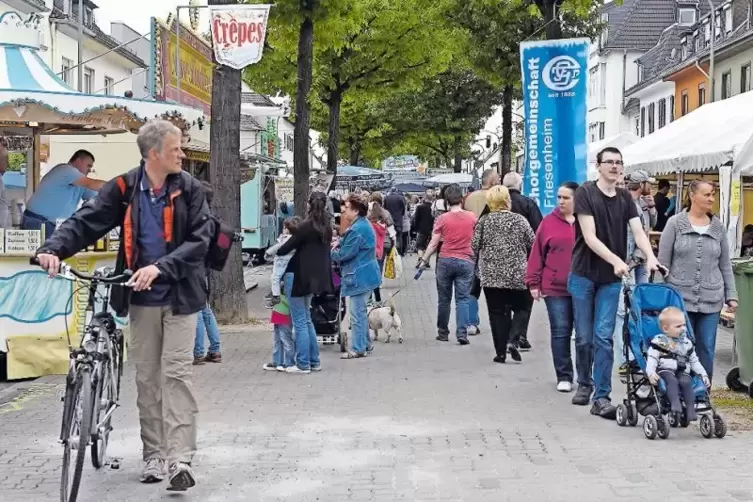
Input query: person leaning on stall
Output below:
<box><xmin>22</xmin><ymin>149</ymin><xmax>106</xmax><ymax>237</ymax></box>
<box><xmin>34</xmin><ymin>119</ymin><xmax>212</xmax><ymax>492</ymax></box>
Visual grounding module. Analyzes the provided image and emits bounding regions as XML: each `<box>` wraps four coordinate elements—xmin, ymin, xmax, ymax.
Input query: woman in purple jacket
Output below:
<box><xmin>525</xmin><ymin>181</ymin><xmax>579</xmax><ymax>393</ymax></box>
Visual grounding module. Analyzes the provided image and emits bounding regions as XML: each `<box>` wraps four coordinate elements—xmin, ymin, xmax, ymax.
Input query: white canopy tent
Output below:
<box><xmin>622</xmin><ymin>90</ymin><xmax>753</xmax><ymax>176</ymax></box>
<box><xmin>622</xmin><ymin>90</ymin><xmax>753</xmax><ymax>255</ymax></box>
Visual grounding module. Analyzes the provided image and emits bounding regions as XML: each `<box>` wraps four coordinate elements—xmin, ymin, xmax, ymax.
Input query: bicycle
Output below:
<box><xmin>30</xmin><ymin>257</ymin><xmax>132</xmax><ymax>502</ymax></box>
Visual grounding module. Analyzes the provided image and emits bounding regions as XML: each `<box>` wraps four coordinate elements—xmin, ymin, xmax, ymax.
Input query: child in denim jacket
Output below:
<box><xmin>265</xmin><ymin>216</ymin><xmax>300</xmax><ymax>308</ymax></box>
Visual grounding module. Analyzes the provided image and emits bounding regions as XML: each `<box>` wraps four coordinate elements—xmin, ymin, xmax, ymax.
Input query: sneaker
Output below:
<box><xmin>458</xmin><ymin>338</ymin><xmax>470</xmax><ymax>346</ymax></box>
<box><xmin>192</xmin><ymin>356</ymin><xmax>205</xmax><ymax>365</ymax></box>
<box><xmin>571</xmin><ymin>385</ymin><xmax>592</xmax><ymax>406</ymax></box>
<box><xmin>556</xmin><ymin>381</ymin><xmax>573</xmax><ymax>393</ymax></box>
<box><xmin>285</xmin><ymin>366</ymin><xmax>311</xmax><ymax>374</ymax></box>
<box><xmin>264</xmin><ymin>291</ymin><xmax>273</xmax><ymax>299</ymax></box>
<box><xmin>140</xmin><ymin>458</ymin><xmax>165</xmax><ymax>483</ymax></box>
<box><xmin>590</xmin><ymin>397</ymin><xmax>617</xmax><ymax>419</ymax></box>
<box><xmin>205</xmin><ymin>352</ymin><xmax>222</xmax><ymax>363</ymax></box>
<box><xmin>311</xmin><ymin>365</ymin><xmax>322</xmax><ymax>372</ymax></box>
<box><xmin>467</xmin><ymin>325</ymin><xmax>479</xmax><ymax>336</ymax></box>
<box><xmin>262</xmin><ymin>363</ymin><xmax>278</xmax><ymax>371</ymax></box>
<box><xmin>517</xmin><ymin>338</ymin><xmax>532</xmax><ymax>351</ymax></box>
<box><xmin>493</xmin><ymin>355</ymin><xmax>506</xmax><ymax>364</ymax></box>
<box><xmin>265</xmin><ymin>296</ymin><xmax>281</xmax><ymax>309</ymax></box>
<box><xmin>436</xmin><ymin>335</ymin><xmax>449</xmax><ymax>342</ymax></box>
<box><xmin>617</xmin><ymin>363</ymin><xmax>628</xmax><ymax>376</ymax></box>
<box><xmin>507</xmin><ymin>344</ymin><xmax>522</xmax><ymax>362</ymax></box>
<box><xmin>276</xmin><ymin>366</ymin><xmax>286</xmax><ymax>372</ymax></box>
<box><xmin>166</xmin><ymin>462</ymin><xmax>196</xmax><ymax>492</ymax></box>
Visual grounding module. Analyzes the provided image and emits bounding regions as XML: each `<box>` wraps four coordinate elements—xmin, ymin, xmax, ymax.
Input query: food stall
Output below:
<box><xmin>0</xmin><ymin>12</ymin><xmax>204</xmax><ymax>380</ymax></box>
<box><xmin>622</xmin><ymin>90</ymin><xmax>753</xmax><ymax>254</ymax></box>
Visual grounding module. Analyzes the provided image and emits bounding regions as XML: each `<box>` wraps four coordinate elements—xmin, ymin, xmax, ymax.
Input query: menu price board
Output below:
<box><xmin>4</xmin><ymin>229</ymin><xmax>41</xmax><ymax>254</ymax></box>
<box><xmin>0</xmin><ymin>229</ymin><xmax>4</xmax><ymax>253</ymax></box>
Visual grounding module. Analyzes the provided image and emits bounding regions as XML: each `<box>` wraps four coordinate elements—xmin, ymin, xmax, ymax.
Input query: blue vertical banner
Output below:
<box><xmin>520</xmin><ymin>38</ymin><xmax>589</xmax><ymax>211</ymax></box>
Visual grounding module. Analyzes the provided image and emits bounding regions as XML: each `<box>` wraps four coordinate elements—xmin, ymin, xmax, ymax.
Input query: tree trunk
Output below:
<box><xmin>207</xmin><ymin>0</ymin><xmax>248</xmax><ymax>324</ymax></box>
<box><xmin>541</xmin><ymin>0</ymin><xmax>563</xmax><ymax>40</ymax></box>
<box><xmin>453</xmin><ymin>135</ymin><xmax>462</xmax><ymax>173</ymax></box>
<box><xmin>348</xmin><ymin>138</ymin><xmax>361</xmax><ymax>166</ymax></box>
<box><xmin>293</xmin><ymin>15</ymin><xmax>314</xmax><ymax>218</ymax></box>
<box><xmin>500</xmin><ymin>84</ymin><xmax>513</xmax><ymax>176</ymax></box>
<box><xmin>326</xmin><ymin>89</ymin><xmax>342</xmax><ymax>173</ymax></box>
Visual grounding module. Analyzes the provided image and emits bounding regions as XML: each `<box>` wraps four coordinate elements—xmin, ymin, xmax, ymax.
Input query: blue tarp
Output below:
<box><xmin>2</xmin><ymin>171</ymin><xmax>25</xmax><ymax>189</ymax></box>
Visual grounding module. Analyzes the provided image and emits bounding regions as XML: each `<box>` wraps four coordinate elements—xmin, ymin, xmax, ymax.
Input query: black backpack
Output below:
<box><xmin>206</xmin><ymin>213</ymin><xmax>236</xmax><ymax>271</ymax></box>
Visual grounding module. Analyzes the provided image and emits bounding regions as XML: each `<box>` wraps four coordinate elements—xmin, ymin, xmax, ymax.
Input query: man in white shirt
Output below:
<box><xmin>0</xmin><ymin>142</ymin><xmax>10</xmax><ymax>229</ymax></box>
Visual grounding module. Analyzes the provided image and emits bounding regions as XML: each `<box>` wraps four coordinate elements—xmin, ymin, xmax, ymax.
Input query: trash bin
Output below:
<box><xmin>727</xmin><ymin>258</ymin><xmax>753</xmax><ymax>395</ymax></box>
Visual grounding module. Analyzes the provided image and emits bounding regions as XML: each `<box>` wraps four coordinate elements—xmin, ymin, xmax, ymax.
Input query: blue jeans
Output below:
<box><xmin>349</xmin><ymin>291</ymin><xmax>371</xmax><ymax>354</ymax></box>
<box><xmin>21</xmin><ymin>210</ymin><xmax>56</xmax><ymax>238</ymax></box>
<box><xmin>194</xmin><ymin>304</ymin><xmax>220</xmax><ymax>357</ymax></box>
<box><xmin>468</xmin><ymin>296</ymin><xmax>480</xmax><ymax>327</ymax></box>
<box><xmin>568</xmin><ymin>273</ymin><xmax>622</xmax><ymax>401</ymax></box>
<box><xmin>544</xmin><ymin>296</ymin><xmax>575</xmax><ymax>383</ymax></box>
<box><xmin>688</xmin><ymin>311</ymin><xmax>721</xmax><ymax>382</ymax></box>
<box><xmin>284</xmin><ymin>272</ymin><xmax>320</xmax><ymax>370</ymax></box>
<box><xmin>272</xmin><ymin>324</ymin><xmax>295</xmax><ymax>368</ymax></box>
<box><xmin>613</xmin><ymin>269</ymin><xmax>648</xmax><ymax>365</ymax></box>
<box><xmin>436</xmin><ymin>257</ymin><xmax>474</xmax><ymax>340</ymax></box>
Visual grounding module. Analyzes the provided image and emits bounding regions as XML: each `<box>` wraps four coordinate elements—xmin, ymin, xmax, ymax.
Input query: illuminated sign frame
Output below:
<box><xmin>151</xmin><ymin>16</ymin><xmax>213</xmax><ymax>115</ymax></box>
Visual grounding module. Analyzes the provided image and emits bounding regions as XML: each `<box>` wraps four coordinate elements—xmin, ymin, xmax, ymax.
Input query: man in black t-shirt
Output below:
<box><xmin>567</xmin><ymin>147</ymin><xmax>659</xmax><ymax>419</ymax></box>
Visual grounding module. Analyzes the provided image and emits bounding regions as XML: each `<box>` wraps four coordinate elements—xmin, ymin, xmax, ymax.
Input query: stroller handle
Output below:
<box><xmin>622</xmin><ymin>258</ymin><xmax>668</xmax><ymax>285</ymax></box>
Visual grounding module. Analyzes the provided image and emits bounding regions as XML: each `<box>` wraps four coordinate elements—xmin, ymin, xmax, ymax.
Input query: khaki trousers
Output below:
<box><xmin>129</xmin><ymin>305</ymin><xmax>199</xmax><ymax>464</ymax></box>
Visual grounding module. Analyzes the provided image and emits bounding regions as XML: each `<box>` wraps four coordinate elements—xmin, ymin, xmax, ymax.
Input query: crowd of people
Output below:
<box><xmin>26</xmin><ymin>116</ymin><xmax>741</xmax><ymax>491</ymax></box>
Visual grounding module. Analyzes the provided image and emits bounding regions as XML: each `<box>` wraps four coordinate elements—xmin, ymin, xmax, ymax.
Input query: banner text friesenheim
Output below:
<box><xmin>526</xmin><ymin>58</ymin><xmax>556</xmax><ymax>209</ymax></box>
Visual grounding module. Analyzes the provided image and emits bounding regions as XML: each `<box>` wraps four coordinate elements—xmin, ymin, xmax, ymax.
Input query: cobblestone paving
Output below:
<box><xmin>1</xmin><ymin>264</ymin><xmax>752</xmax><ymax>502</ymax></box>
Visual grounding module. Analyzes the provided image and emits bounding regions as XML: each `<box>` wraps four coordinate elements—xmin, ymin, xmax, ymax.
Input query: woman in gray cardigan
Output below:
<box><xmin>657</xmin><ymin>180</ymin><xmax>738</xmax><ymax>382</ymax></box>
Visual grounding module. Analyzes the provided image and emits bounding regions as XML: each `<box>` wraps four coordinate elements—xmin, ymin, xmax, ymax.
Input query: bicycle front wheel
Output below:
<box><xmin>60</xmin><ymin>367</ymin><xmax>92</xmax><ymax>502</ymax></box>
<box><xmin>91</xmin><ymin>362</ymin><xmax>113</xmax><ymax>469</ymax></box>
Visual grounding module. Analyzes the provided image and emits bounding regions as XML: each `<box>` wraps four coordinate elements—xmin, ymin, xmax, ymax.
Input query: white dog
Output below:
<box><xmin>368</xmin><ymin>297</ymin><xmax>403</xmax><ymax>343</ymax></box>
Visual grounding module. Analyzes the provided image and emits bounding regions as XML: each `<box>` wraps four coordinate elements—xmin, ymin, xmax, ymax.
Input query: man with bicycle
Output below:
<box><xmin>35</xmin><ymin>119</ymin><xmax>212</xmax><ymax>492</ymax></box>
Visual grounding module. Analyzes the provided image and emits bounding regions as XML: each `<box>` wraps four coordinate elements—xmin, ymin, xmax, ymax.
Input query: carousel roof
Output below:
<box><xmin>0</xmin><ymin>11</ymin><xmax>204</xmax><ymax>134</ymax></box>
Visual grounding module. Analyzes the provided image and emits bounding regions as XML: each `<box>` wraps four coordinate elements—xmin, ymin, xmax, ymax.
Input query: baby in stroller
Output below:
<box><xmin>616</xmin><ymin>275</ymin><xmax>726</xmax><ymax>439</ymax></box>
<box><xmin>646</xmin><ymin>307</ymin><xmax>710</xmax><ymax>423</ymax></box>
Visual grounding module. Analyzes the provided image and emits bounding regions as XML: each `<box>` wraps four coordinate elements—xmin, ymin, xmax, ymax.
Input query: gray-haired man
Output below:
<box><xmin>35</xmin><ymin>120</ymin><xmax>212</xmax><ymax>492</ymax></box>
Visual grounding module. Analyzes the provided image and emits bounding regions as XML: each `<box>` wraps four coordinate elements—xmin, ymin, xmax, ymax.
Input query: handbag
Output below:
<box><xmin>470</xmin><ymin>214</ymin><xmax>485</xmax><ymax>298</ymax></box>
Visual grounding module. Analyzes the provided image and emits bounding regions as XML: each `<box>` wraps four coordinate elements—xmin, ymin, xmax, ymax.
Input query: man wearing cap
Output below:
<box><xmin>624</xmin><ymin>169</ymin><xmax>657</xmax><ymax>284</ymax></box>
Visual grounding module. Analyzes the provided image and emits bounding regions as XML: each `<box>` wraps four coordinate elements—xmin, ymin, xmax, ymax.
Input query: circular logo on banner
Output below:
<box><xmin>542</xmin><ymin>55</ymin><xmax>581</xmax><ymax>91</ymax></box>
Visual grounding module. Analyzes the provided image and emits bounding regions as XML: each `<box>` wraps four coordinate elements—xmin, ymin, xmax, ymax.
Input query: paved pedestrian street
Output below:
<box><xmin>2</xmin><ymin>266</ymin><xmax>753</xmax><ymax>502</ymax></box>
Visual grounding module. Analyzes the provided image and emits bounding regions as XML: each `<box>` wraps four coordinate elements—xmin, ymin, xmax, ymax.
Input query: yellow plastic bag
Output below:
<box><xmin>383</xmin><ymin>247</ymin><xmax>397</xmax><ymax>280</ymax></box>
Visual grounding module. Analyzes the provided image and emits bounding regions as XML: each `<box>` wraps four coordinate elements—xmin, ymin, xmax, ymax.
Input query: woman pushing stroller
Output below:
<box><xmin>646</xmin><ymin>307</ymin><xmax>710</xmax><ymax>423</ymax></box>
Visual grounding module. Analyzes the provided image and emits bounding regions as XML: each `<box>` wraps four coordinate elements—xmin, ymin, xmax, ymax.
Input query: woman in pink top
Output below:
<box><xmin>525</xmin><ymin>181</ymin><xmax>578</xmax><ymax>392</ymax></box>
<box><xmin>421</xmin><ymin>184</ymin><xmax>476</xmax><ymax>345</ymax></box>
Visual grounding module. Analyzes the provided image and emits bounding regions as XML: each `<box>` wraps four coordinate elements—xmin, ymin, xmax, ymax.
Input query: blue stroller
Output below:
<box><xmin>615</xmin><ymin>271</ymin><xmax>727</xmax><ymax>440</ymax></box>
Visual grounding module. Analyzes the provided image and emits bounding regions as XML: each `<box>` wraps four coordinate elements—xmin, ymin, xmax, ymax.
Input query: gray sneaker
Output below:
<box><xmin>167</xmin><ymin>462</ymin><xmax>196</xmax><ymax>491</ymax></box>
<box><xmin>140</xmin><ymin>458</ymin><xmax>165</xmax><ymax>483</ymax></box>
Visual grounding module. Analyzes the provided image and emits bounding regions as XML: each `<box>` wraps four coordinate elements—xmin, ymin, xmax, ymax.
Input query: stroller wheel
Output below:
<box><xmin>713</xmin><ymin>414</ymin><xmax>727</xmax><ymax>439</ymax></box>
<box><xmin>616</xmin><ymin>404</ymin><xmax>628</xmax><ymax>427</ymax></box>
<box><xmin>700</xmin><ymin>414</ymin><xmax>715</xmax><ymax>439</ymax></box>
<box><xmin>643</xmin><ymin>415</ymin><xmax>658</xmax><ymax>440</ymax></box>
<box><xmin>627</xmin><ymin>404</ymin><xmax>639</xmax><ymax>427</ymax></box>
<box><xmin>657</xmin><ymin>416</ymin><xmax>670</xmax><ymax>440</ymax></box>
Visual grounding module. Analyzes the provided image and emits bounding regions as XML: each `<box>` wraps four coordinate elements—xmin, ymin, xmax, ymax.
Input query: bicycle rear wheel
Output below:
<box><xmin>60</xmin><ymin>367</ymin><xmax>92</xmax><ymax>502</ymax></box>
<box><xmin>91</xmin><ymin>362</ymin><xmax>113</xmax><ymax>469</ymax></box>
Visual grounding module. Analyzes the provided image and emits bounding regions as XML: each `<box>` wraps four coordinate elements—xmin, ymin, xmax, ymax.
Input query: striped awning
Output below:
<box><xmin>0</xmin><ymin>44</ymin><xmax>75</xmax><ymax>93</ymax></box>
<box><xmin>0</xmin><ymin>42</ymin><xmax>204</xmax><ymax>134</ymax></box>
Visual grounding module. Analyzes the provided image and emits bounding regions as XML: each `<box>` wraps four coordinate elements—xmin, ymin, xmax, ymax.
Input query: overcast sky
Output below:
<box><xmin>96</xmin><ymin>0</ymin><xmax>209</xmax><ymax>35</ymax></box>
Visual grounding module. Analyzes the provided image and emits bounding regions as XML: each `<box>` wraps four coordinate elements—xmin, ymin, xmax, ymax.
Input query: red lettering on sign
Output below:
<box><xmin>212</xmin><ymin>14</ymin><xmax>266</xmax><ymax>49</ymax></box>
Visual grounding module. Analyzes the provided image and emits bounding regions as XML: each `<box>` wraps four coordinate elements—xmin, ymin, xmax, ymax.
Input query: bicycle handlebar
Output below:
<box><xmin>30</xmin><ymin>256</ymin><xmax>133</xmax><ymax>284</ymax></box>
